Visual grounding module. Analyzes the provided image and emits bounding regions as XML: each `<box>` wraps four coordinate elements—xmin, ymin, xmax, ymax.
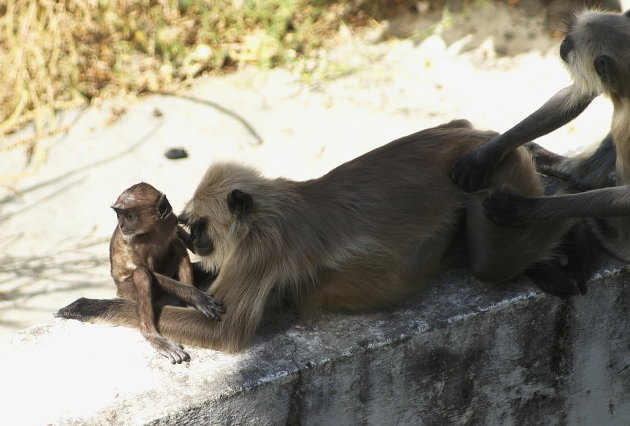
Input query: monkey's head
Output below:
<box><xmin>180</xmin><ymin>164</ymin><xmax>261</xmax><ymax>272</ymax></box>
<box><xmin>112</xmin><ymin>182</ymin><xmax>176</xmax><ymax>239</ymax></box>
<box><xmin>561</xmin><ymin>10</ymin><xmax>630</xmax><ymax>101</ymax></box>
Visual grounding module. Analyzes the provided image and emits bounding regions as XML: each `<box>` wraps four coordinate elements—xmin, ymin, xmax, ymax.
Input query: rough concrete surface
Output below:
<box><xmin>2</xmin><ymin>2</ymin><xmax>630</xmax><ymax>425</ymax></box>
<box><xmin>2</xmin><ymin>262</ymin><xmax>630</xmax><ymax>425</ymax></box>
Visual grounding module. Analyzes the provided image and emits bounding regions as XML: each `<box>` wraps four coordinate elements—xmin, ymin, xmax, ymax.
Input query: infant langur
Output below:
<box><xmin>109</xmin><ymin>183</ymin><xmax>224</xmax><ymax>363</ymax></box>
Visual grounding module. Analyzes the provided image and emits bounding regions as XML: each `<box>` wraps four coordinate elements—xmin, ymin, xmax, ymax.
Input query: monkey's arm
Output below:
<box><xmin>452</xmin><ymin>85</ymin><xmax>595</xmax><ymax>192</ymax></box>
<box><xmin>176</xmin><ymin>225</ymin><xmax>195</xmax><ymax>253</ymax></box>
<box><xmin>172</xmin><ymin>241</ymin><xmax>193</xmax><ymax>285</ymax></box>
<box><xmin>153</xmin><ymin>272</ymin><xmax>225</xmax><ymax>320</ymax></box>
<box><xmin>484</xmin><ymin>185</ymin><xmax>630</xmax><ymax>225</ymax></box>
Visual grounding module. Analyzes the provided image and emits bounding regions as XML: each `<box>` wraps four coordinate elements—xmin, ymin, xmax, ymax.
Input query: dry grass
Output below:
<box><xmin>0</xmin><ymin>0</ymin><xmax>432</xmax><ymax>186</ymax></box>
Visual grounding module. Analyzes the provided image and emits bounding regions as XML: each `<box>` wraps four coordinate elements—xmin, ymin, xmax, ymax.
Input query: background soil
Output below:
<box><xmin>0</xmin><ymin>1</ymin><xmax>626</xmax><ymax>335</ymax></box>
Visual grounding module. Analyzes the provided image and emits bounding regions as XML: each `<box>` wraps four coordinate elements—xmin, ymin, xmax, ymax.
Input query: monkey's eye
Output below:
<box><xmin>125</xmin><ymin>212</ymin><xmax>136</xmax><ymax>222</ymax></box>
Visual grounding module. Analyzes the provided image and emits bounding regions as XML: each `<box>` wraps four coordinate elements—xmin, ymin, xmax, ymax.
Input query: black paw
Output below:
<box><xmin>526</xmin><ymin>259</ymin><xmax>581</xmax><ymax>299</ymax></box>
<box><xmin>195</xmin><ymin>293</ymin><xmax>226</xmax><ymax>321</ymax></box>
<box><xmin>55</xmin><ymin>297</ymin><xmax>92</xmax><ymax>321</ymax></box>
<box><xmin>451</xmin><ymin>146</ymin><xmax>501</xmax><ymax>192</ymax></box>
<box><xmin>483</xmin><ymin>191</ymin><xmax>531</xmax><ymax>225</ymax></box>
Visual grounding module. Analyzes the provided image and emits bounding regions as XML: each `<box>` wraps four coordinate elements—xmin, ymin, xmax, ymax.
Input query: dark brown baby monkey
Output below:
<box><xmin>108</xmin><ymin>183</ymin><xmax>224</xmax><ymax>363</ymax></box>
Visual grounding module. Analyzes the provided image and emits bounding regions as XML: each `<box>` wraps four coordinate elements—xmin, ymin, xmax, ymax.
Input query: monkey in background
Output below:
<box><xmin>452</xmin><ymin>10</ymin><xmax>630</xmax><ymax>192</ymax></box>
<box><xmin>56</xmin><ymin>118</ymin><xmax>581</xmax><ymax>353</ymax></box>
<box><xmin>59</xmin><ymin>183</ymin><xmax>225</xmax><ymax>364</ymax></box>
<box><xmin>452</xmin><ymin>9</ymin><xmax>630</xmax><ymax>264</ymax></box>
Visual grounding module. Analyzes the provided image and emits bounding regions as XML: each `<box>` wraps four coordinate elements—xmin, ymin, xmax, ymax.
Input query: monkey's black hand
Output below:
<box><xmin>483</xmin><ymin>191</ymin><xmax>532</xmax><ymax>225</ymax></box>
<box><xmin>452</xmin><ymin>144</ymin><xmax>502</xmax><ymax>192</ymax></box>
<box><xmin>194</xmin><ymin>293</ymin><xmax>226</xmax><ymax>321</ymax></box>
<box><xmin>55</xmin><ymin>297</ymin><xmax>95</xmax><ymax>321</ymax></box>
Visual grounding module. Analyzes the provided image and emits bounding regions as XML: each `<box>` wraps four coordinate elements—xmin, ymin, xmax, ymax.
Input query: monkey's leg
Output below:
<box><xmin>466</xmin><ymin>196</ymin><xmax>576</xmax><ymax>286</ymax></box>
<box><xmin>132</xmin><ymin>268</ymin><xmax>190</xmax><ymax>364</ymax></box>
<box><xmin>452</xmin><ymin>85</ymin><xmax>594</xmax><ymax>191</ymax></box>
<box><xmin>55</xmin><ymin>297</ymin><xmax>244</xmax><ymax>352</ymax></box>
<box><xmin>176</xmin><ymin>226</ymin><xmax>195</xmax><ymax>252</ymax></box>
<box><xmin>466</xmin><ymin>147</ymin><xmax>579</xmax><ymax>296</ymax></box>
<box><xmin>153</xmin><ymin>273</ymin><xmax>225</xmax><ymax>320</ymax></box>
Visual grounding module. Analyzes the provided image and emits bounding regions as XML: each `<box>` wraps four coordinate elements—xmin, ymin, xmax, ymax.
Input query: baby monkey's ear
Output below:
<box><xmin>157</xmin><ymin>194</ymin><xmax>173</xmax><ymax>220</ymax></box>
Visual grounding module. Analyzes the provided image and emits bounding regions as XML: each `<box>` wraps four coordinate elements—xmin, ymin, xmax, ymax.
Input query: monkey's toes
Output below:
<box><xmin>150</xmin><ymin>336</ymin><xmax>190</xmax><ymax>364</ymax></box>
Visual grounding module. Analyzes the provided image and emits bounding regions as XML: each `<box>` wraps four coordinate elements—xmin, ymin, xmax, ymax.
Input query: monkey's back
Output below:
<box><xmin>289</xmin><ymin>121</ymin><xmax>500</xmax><ymax>309</ymax></box>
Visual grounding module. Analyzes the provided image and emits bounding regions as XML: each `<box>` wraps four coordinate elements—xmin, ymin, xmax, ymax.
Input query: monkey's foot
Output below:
<box><xmin>483</xmin><ymin>191</ymin><xmax>533</xmax><ymax>225</ymax></box>
<box><xmin>55</xmin><ymin>297</ymin><xmax>95</xmax><ymax>322</ymax></box>
<box><xmin>526</xmin><ymin>258</ymin><xmax>582</xmax><ymax>299</ymax></box>
<box><xmin>145</xmin><ymin>333</ymin><xmax>190</xmax><ymax>364</ymax></box>
<box><xmin>194</xmin><ymin>293</ymin><xmax>226</xmax><ymax>321</ymax></box>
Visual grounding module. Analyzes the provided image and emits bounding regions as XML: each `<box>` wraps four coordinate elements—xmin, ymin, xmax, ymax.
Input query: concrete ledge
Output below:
<box><xmin>2</xmin><ymin>262</ymin><xmax>630</xmax><ymax>425</ymax></box>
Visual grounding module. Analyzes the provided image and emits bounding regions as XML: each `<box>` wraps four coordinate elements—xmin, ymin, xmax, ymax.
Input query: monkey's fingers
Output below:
<box><xmin>195</xmin><ymin>294</ymin><xmax>226</xmax><ymax>321</ymax></box>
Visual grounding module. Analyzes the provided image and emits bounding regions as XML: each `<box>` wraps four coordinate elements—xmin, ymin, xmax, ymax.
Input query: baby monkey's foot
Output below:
<box><xmin>145</xmin><ymin>332</ymin><xmax>190</xmax><ymax>364</ymax></box>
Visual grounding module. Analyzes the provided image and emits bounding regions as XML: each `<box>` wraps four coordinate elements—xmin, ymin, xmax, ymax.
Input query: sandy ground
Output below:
<box><xmin>0</xmin><ymin>3</ymin><xmax>622</xmax><ymax>335</ymax></box>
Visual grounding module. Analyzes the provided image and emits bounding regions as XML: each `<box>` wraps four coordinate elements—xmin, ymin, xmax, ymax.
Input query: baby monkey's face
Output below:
<box><xmin>112</xmin><ymin>182</ymin><xmax>175</xmax><ymax>238</ymax></box>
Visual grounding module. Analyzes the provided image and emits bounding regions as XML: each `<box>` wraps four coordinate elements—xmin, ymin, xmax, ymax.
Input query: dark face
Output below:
<box><xmin>179</xmin><ymin>215</ymin><xmax>214</xmax><ymax>256</ymax></box>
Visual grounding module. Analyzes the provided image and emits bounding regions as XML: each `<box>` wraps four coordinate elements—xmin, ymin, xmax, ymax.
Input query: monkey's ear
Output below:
<box><xmin>157</xmin><ymin>194</ymin><xmax>173</xmax><ymax>220</ymax></box>
<box><xmin>594</xmin><ymin>55</ymin><xmax>614</xmax><ymax>83</ymax></box>
<box><xmin>227</xmin><ymin>189</ymin><xmax>253</xmax><ymax>216</ymax></box>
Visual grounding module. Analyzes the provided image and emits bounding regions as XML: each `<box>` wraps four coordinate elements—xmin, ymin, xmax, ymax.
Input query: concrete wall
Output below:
<box><xmin>2</xmin><ymin>261</ymin><xmax>630</xmax><ymax>425</ymax></box>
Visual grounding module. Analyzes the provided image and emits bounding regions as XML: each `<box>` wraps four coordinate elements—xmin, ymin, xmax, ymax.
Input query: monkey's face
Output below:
<box><xmin>180</xmin><ymin>188</ymin><xmax>254</xmax><ymax>272</ymax></box>
<box><xmin>561</xmin><ymin>10</ymin><xmax>630</xmax><ymax>100</ymax></box>
<box><xmin>113</xmin><ymin>208</ymin><xmax>160</xmax><ymax>237</ymax></box>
